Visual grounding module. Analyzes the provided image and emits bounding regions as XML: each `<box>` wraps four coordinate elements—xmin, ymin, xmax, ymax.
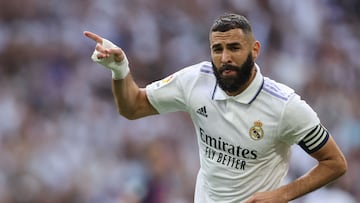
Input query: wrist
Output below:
<box><xmin>109</xmin><ymin>54</ymin><xmax>130</xmax><ymax>80</ymax></box>
<box><xmin>276</xmin><ymin>184</ymin><xmax>293</xmax><ymax>202</ymax></box>
<box><xmin>102</xmin><ymin>38</ymin><xmax>130</xmax><ymax>79</ymax></box>
<box><xmin>90</xmin><ymin>38</ymin><xmax>130</xmax><ymax>80</ymax></box>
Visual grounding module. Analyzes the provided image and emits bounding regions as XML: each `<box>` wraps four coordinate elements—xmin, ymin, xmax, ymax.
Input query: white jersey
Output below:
<box><xmin>145</xmin><ymin>61</ymin><xmax>320</xmax><ymax>202</ymax></box>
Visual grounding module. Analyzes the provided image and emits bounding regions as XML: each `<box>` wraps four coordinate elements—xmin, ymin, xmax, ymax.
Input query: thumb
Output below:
<box><xmin>100</xmin><ymin>38</ymin><xmax>126</xmax><ymax>62</ymax></box>
<box><xmin>108</xmin><ymin>47</ymin><xmax>126</xmax><ymax>62</ymax></box>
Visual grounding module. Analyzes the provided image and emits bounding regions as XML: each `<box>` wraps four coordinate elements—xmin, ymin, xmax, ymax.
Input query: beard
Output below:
<box><xmin>212</xmin><ymin>53</ymin><xmax>254</xmax><ymax>93</ymax></box>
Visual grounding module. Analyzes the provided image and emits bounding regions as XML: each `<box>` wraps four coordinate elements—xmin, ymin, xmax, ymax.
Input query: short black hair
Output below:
<box><xmin>210</xmin><ymin>13</ymin><xmax>253</xmax><ymax>34</ymax></box>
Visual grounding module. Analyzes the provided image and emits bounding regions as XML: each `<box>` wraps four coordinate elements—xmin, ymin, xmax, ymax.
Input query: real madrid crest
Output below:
<box><xmin>249</xmin><ymin>120</ymin><xmax>264</xmax><ymax>140</ymax></box>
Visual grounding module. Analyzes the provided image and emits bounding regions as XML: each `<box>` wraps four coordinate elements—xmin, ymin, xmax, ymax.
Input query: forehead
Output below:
<box><xmin>210</xmin><ymin>29</ymin><xmax>248</xmax><ymax>46</ymax></box>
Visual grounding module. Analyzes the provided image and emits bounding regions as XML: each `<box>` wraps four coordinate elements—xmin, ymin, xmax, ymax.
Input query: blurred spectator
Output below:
<box><xmin>0</xmin><ymin>0</ymin><xmax>359</xmax><ymax>202</ymax></box>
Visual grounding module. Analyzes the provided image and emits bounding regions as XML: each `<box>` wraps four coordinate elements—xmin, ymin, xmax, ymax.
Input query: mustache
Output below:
<box><xmin>219</xmin><ymin>64</ymin><xmax>240</xmax><ymax>73</ymax></box>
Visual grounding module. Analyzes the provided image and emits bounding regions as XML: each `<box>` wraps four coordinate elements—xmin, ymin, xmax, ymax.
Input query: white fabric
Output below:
<box><xmin>91</xmin><ymin>38</ymin><xmax>130</xmax><ymax>79</ymax></box>
<box><xmin>146</xmin><ymin>61</ymin><xmax>320</xmax><ymax>202</ymax></box>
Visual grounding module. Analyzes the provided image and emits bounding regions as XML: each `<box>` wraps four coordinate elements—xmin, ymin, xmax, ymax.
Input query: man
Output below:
<box><xmin>84</xmin><ymin>13</ymin><xmax>347</xmax><ymax>203</ymax></box>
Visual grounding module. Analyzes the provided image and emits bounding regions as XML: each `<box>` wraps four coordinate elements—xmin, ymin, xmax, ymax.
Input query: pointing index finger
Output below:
<box><xmin>83</xmin><ymin>31</ymin><xmax>103</xmax><ymax>44</ymax></box>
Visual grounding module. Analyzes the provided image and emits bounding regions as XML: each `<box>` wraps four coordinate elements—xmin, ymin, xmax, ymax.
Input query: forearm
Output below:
<box><xmin>112</xmin><ymin>74</ymin><xmax>137</xmax><ymax>116</ymax></box>
<box><xmin>278</xmin><ymin>157</ymin><xmax>346</xmax><ymax>201</ymax></box>
<box><xmin>84</xmin><ymin>31</ymin><xmax>145</xmax><ymax>119</ymax></box>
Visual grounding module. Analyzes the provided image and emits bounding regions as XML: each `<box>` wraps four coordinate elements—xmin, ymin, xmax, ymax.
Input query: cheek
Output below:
<box><xmin>235</xmin><ymin>53</ymin><xmax>250</xmax><ymax>64</ymax></box>
<box><xmin>211</xmin><ymin>54</ymin><xmax>222</xmax><ymax>66</ymax></box>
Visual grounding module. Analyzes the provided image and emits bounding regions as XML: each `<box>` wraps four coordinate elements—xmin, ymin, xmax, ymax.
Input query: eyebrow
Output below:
<box><xmin>227</xmin><ymin>42</ymin><xmax>242</xmax><ymax>48</ymax></box>
<box><xmin>211</xmin><ymin>43</ymin><xmax>222</xmax><ymax>50</ymax></box>
<box><xmin>211</xmin><ymin>42</ymin><xmax>242</xmax><ymax>50</ymax></box>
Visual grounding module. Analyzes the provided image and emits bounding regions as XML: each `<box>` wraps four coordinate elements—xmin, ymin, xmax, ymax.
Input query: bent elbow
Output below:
<box><xmin>118</xmin><ymin>109</ymin><xmax>138</xmax><ymax>120</ymax></box>
<box><xmin>331</xmin><ymin>155</ymin><xmax>348</xmax><ymax>179</ymax></box>
<box><xmin>338</xmin><ymin>156</ymin><xmax>348</xmax><ymax>177</ymax></box>
<box><xmin>118</xmin><ymin>107</ymin><xmax>150</xmax><ymax>120</ymax></box>
<box><xmin>124</xmin><ymin>114</ymin><xmax>141</xmax><ymax>120</ymax></box>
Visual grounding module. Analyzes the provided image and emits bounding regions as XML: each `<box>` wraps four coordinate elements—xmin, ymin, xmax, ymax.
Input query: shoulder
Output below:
<box><xmin>261</xmin><ymin>77</ymin><xmax>314</xmax><ymax>114</ymax></box>
<box><xmin>178</xmin><ymin>61</ymin><xmax>214</xmax><ymax>76</ymax></box>
<box><xmin>173</xmin><ymin>61</ymin><xmax>215</xmax><ymax>85</ymax></box>
<box><xmin>261</xmin><ymin>77</ymin><xmax>313</xmax><ymax>112</ymax></box>
<box><xmin>147</xmin><ymin>61</ymin><xmax>214</xmax><ymax>88</ymax></box>
<box><xmin>198</xmin><ymin>61</ymin><xmax>214</xmax><ymax>75</ymax></box>
<box><xmin>261</xmin><ymin>77</ymin><xmax>295</xmax><ymax>102</ymax></box>
<box><xmin>263</xmin><ymin>77</ymin><xmax>320</xmax><ymax>130</ymax></box>
<box><xmin>261</xmin><ymin>78</ymin><xmax>320</xmax><ymax>144</ymax></box>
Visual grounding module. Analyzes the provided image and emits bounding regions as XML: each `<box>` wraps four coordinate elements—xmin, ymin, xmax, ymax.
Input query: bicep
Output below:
<box><xmin>296</xmin><ymin>133</ymin><xmax>348</xmax><ymax>187</ymax></box>
<box><xmin>122</xmin><ymin>87</ymin><xmax>159</xmax><ymax>120</ymax></box>
<box><xmin>309</xmin><ymin>135</ymin><xmax>346</xmax><ymax>163</ymax></box>
<box><xmin>298</xmin><ymin>124</ymin><xmax>345</xmax><ymax>163</ymax></box>
<box><xmin>135</xmin><ymin>88</ymin><xmax>159</xmax><ymax>118</ymax></box>
<box><xmin>112</xmin><ymin>77</ymin><xmax>159</xmax><ymax>120</ymax></box>
<box><xmin>297</xmin><ymin>124</ymin><xmax>344</xmax><ymax>162</ymax></box>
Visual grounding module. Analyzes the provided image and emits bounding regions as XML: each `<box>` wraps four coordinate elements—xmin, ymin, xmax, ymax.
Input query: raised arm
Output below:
<box><xmin>83</xmin><ymin>31</ymin><xmax>158</xmax><ymax>119</ymax></box>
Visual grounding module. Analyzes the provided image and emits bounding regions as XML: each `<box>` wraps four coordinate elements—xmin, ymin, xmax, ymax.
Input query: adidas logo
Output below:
<box><xmin>196</xmin><ymin>106</ymin><xmax>208</xmax><ymax>117</ymax></box>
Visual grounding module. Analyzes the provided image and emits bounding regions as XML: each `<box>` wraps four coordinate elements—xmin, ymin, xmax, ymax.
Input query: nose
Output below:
<box><xmin>221</xmin><ymin>50</ymin><xmax>232</xmax><ymax>64</ymax></box>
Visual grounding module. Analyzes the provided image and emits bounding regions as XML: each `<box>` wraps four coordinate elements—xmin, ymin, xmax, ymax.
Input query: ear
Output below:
<box><xmin>252</xmin><ymin>41</ymin><xmax>261</xmax><ymax>60</ymax></box>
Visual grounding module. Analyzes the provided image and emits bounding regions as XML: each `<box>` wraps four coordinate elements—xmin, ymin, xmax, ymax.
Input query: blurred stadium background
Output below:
<box><xmin>0</xmin><ymin>0</ymin><xmax>359</xmax><ymax>202</ymax></box>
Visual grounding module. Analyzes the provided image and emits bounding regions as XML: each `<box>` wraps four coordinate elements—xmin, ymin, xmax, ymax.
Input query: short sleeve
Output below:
<box><xmin>278</xmin><ymin>94</ymin><xmax>320</xmax><ymax>145</ymax></box>
<box><xmin>146</xmin><ymin>71</ymin><xmax>188</xmax><ymax>114</ymax></box>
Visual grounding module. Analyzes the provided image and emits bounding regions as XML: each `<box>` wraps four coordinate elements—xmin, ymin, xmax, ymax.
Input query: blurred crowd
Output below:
<box><xmin>0</xmin><ymin>0</ymin><xmax>359</xmax><ymax>202</ymax></box>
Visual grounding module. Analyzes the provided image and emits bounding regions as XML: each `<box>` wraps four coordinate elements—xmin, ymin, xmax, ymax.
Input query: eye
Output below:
<box><xmin>227</xmin><ymin>43</ymin><xmax>242</xmax><ymax>52</ymax></box>
<box><xmin>212</xmin><ymin>47</ymin><xmax>223</xmax><ymax>54</ymax></box>
<box><xmin>229</xmin><ymin>46</ymin><xmax>241</xmax><ymax>51</ymax></box>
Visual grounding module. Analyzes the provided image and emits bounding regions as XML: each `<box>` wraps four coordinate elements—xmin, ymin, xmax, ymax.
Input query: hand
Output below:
<box><xmin>83</xmin><ymin>31</ymin><xmax>125</xmax><ymax>62</ymax></box>
<box><xmin>83</xmin><ymin>31</ymin><xmax>130</xmax><ymax>79</ymax></box>
<box><xmin>244</xmin><ymin>190</ymin><xmax>288</xmax><ymax>203</ymax></box>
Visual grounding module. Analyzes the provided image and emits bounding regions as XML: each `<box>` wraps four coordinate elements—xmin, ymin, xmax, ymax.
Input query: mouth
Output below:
<box><xmin>221</xmin><ymin>69</ymin><xmax>238</xmax><ymax>77</ymax></box>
